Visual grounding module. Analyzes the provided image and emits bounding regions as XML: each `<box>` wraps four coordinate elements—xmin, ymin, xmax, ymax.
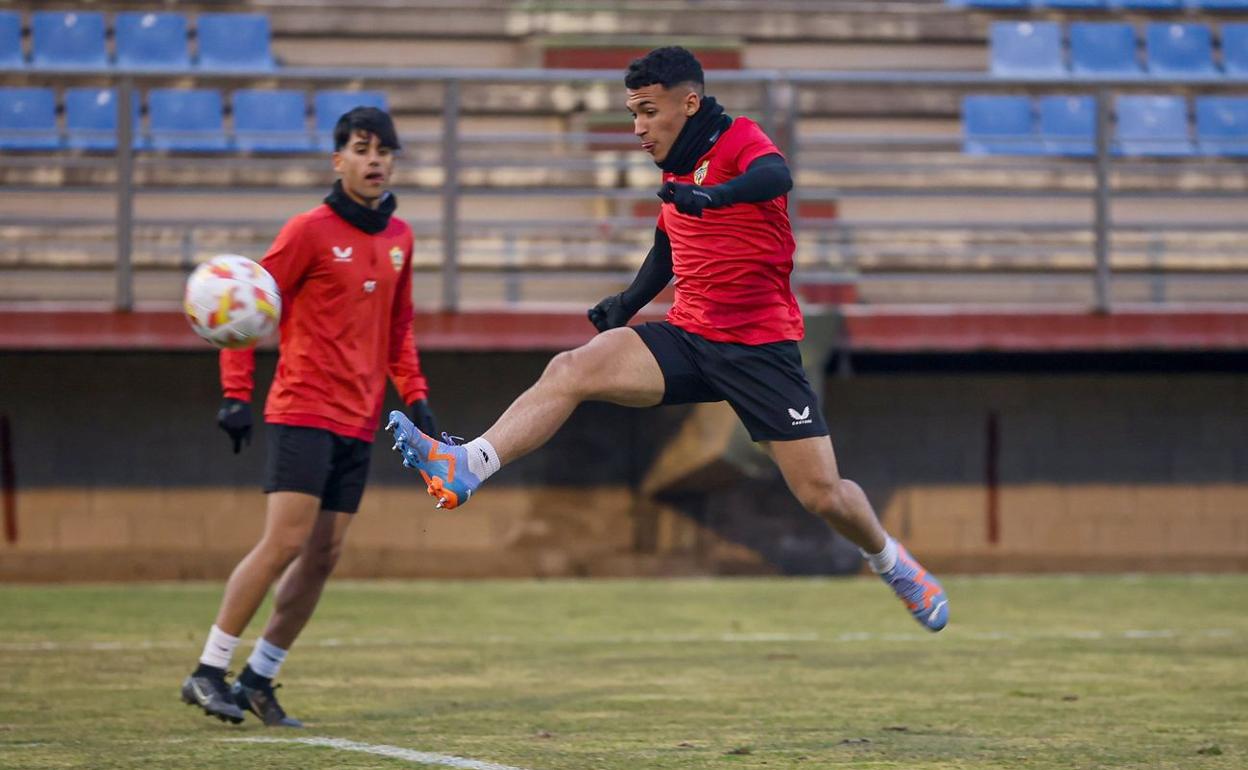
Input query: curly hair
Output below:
<box><xmin>624</xmin><ymin>46</ymin><xmax>704</xmax><ymax>91</ymax></box>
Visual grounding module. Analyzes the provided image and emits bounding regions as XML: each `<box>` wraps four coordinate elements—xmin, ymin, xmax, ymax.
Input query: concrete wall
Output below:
<box><xmin>1</xmin><ymin>351</ymin><xmax>1245</xmax><ymax>579</ymax></box>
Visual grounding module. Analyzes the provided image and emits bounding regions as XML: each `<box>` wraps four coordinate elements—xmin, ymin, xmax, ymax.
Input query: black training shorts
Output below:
<box><xmin>632</xmin><ymin>321</ymin><xmax>830</xmax><ymax>442</ymax></box>
<box><xmin>262</xmin><ymin>424</ymin><xmax>372</xmax><ymax>513</ymax></box>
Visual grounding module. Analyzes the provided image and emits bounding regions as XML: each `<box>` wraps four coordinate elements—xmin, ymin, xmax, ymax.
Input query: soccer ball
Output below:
<box><xmin>183</xmin><ymin>254</ymin><xmax>281</xmax><ymax>350</ymax></box>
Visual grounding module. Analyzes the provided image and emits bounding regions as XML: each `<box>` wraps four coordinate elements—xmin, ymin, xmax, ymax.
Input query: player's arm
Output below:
<box><xmin>387</xmin><ymin>237</ymin><xmax>437</xmax><ymax>436</ymax></box>
<box><xmin>657</xmin><ymin>154</ymin><xmax>792</xmax><ymax>217</ymax></box>
<box><xmin>588</xmin><ymin>227</ymin><xmax>672</xmax><ymax>332</ymax></box>
<box><xmin>216</xmin><ymin>217</ymin><xmax>310</xmax><ymax>453</ymax></box>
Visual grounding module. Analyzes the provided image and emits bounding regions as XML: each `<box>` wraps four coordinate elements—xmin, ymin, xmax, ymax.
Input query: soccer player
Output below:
<box><xmin>180</xmin><ymin>107</ymin><xmax>438</xmax><ymax>726</ymax></box>
<box><xmin>387</xmin><ymin>48</ymin><xmax>948</xmax><ymax>632</ymax></box>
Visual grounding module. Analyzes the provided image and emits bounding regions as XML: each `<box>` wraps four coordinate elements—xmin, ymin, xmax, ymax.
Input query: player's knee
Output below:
<box><xmin>306</xmin><ymin>541</ymin><xmax>343</xmax><ymax>580</ymax></box>
<box><xmin>541</xmin><ymin>349</ymin><xmax>594</xmax><ymax>397</ymax></box>
<box><xmin>256</xmin><ymin>536</ymin><xmax>304</xmax><ymax>571</ymax></box>
<box><xmin>798</xmin><ymin>477</ymin><xmax>851</xmax><ymax>521</ymax></box>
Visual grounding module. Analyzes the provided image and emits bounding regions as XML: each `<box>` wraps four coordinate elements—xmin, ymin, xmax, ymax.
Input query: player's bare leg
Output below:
<box><xmin>769</xmin><ymin>436</ymin><xmax>948</xmax><ymax>632</ymax></box>
<box><xmin>388</xmin><ymin>327</ymin><xmax>664</xmax><ymax>508</ymax></box>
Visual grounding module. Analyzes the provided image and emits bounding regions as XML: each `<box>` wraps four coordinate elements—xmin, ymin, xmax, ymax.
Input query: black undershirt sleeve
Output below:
<box><xmin>619</xmin><ymin>227</ymin><xmax>673</xmax><ymax>316</ymax></box>
<box><xmin>711</xmin><ymin>153</ymin><xmax>792</xmax><ymax>206</ymax></box>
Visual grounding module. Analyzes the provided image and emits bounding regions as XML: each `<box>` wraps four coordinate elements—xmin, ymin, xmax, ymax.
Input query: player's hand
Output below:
<box><xmin>409</xmin><ymin>398</ymin><xmax>438</xmax><ymax>437</ymax></box>
<box><xmin>657</xmin><ymin>181</ymin><xmax>723</xmax><ymax>218</ymax></box>
<box><xmin>587</xmin><ymin>293</ymin><xmax>631</xmax><ymax>332</ymax></box>
<box><xmin>216</xmin><ymin>398</ymin><xmax>252</xmax><ymax>454</ymax></box>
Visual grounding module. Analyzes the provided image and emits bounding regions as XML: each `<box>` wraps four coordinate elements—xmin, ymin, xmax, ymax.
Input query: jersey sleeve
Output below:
<box><xmin>387</xmin><ymin>232</ymin><xmax>429</xmax><ymax>404</ymax></box>
<box><xmin>731</xmin><ymin>119</ymin><xmax>784</xmax><ymax>176</ymax></box>
<box><xmin>218</xmin><ymin>214</ymin><xmax>312</xmax><ymax>401</ymax></box>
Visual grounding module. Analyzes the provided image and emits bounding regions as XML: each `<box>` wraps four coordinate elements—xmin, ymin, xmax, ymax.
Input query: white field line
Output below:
<box><xmin>0</xmin><ymin>627</ymin><xmax>1237</xmax><ymax>652</ymax></box>
<box><xmin>224</xmin><ymin>736</ymin><xmax>533</xmax><ymax>770</ymax></box>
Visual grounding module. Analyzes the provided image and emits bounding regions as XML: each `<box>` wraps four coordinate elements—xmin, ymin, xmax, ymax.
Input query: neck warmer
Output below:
<box><xmin>324</xmin><ymin>180</ymin><xmax>397</xmax><ymax>235</ymax></box>
<box><xmin>657</xmin><ymin>95</ymin><xmax>732</xmax><ymax>176</ymax></box>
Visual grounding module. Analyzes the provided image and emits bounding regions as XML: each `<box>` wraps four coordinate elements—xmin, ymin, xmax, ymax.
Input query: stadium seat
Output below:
<box><xmin>1146</xmin><ymin>23</ymin><xmax>1218</xmax><ymax>78</ymax></box>
<box><xmin>197</xmin><ymin>13</ymin><xmax>275</xmax><ymax>71</ymax></box>
<box><xmin>233</xmin><ymin>90</ymin><xmax>313</xmax><ymax>152</ymax></box>
<box><xmin>990</xmin><ymin>22</ymin><xmax>1065</xmax><ymax>77</ymax></box>
<box><xmin>1070</xmin><ymin>23</ymin><xmax>1142</xmax><ymax>78</ymax></box>
<box><xmin>0</xmin><ymin>11</ymin><xmax>23</xmax><ymax>68</ymax></box>
<box><xmin>31</xmin><ymin>11</ymin><xmax>107</xmax><ymax>69</ymax></box>
<box><xmin>1120</xmin><ymin>0</ymin><xmax>1184</xmax><ymax>9</ymax></box>
<box><xmin>1038</xmin><ymin>95</ymin><xmax>1096</xmax><ymax>156</ymax></box>
<box><xmin>962</xmin><ymin>95</ymin><xmax>1041</xmax><ymax>155</ymax></box>
<box><xmin>148</xmin><ymin>89</ymin><xmax>229</xmax><ymax>151</ymax></box>
<box><xmin>1115</xmin><ymin>95</ymin><xmax>1193</xmax><ymax>156</ymax></box>
<box><xmin>1195</xmin><ymin>96</ymin><xmax>1248</xmax><ymax>155</ymax></box>
<box><xmin>1223</xmin><ymin>24</ymin><xmax>1248</xmax><ymax>78</ymax></box>
<box><xmin>1043</xmin><ymin>0</ymin><xmax>1109</xmax><ymax>9</ymax></box>
<box><xmin>115</xmin><ymin>12</ymin><xmax>190</xmax><ymax>70</ymax></box>
<box><xmin>65</xmin><ymin>88</ymin><xmax>144</xmax><ymax>151</ymax></box>
<box><xmin>314</xmin><ymin>90</ymin><xmax>388</xmax><ymax>150</ymax></box>
<box><xmin>0</xmin><ymin>87</ymin><xmax>60</xmax><ymax>150</ymax></box>
<box><xmin>1195</xmin><ymin>0</ymin><xmax>1248</xmax><ymax>9</ymax></box>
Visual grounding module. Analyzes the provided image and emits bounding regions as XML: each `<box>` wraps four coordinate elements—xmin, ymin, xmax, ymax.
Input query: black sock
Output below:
<box><xmin>238</xmin><ymin>664</ymin><xmax>272</xmax><ymax>689</ymax></box>
<box><xmin>193</xmin><ymin>663</ymin><xmax>227</xmax><ymax>679</ymax></box>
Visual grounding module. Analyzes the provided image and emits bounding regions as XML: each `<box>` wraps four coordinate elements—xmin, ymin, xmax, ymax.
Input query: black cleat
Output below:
<box><xmin>232</xmin><ymin>678</ymin><xmax>303</xmax><ymax>728</ymax></box>
<box><xmin>181</xmin><ymin>670</ymin><xmax>245</xmax><ymax>724</ymax></box>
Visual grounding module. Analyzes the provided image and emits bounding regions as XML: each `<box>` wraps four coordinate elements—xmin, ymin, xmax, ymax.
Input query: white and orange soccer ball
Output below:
<box><xmin>183</xmin><ymin>254</ymin><xmax>281</xmax><ymax>349</ymax></box>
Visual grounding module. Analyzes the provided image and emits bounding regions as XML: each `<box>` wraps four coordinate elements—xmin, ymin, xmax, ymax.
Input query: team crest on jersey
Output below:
<box><xmin>389</xmin><ymin>246</ymin><xmax>404</xmax><ymax>272</ymax></box>
<box><xmin>693</xmin><ymin>160</ymin><xmax>710</xmax><ymax>185</ymax></box>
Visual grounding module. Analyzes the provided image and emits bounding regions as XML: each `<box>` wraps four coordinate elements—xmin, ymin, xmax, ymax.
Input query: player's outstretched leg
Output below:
<box><xmin>386</xmin><ymin>411</ymin><xmax>481</xmax><ymax>509</ymax></box>
<box><xmin>181</xmin><ymin>666</ymin><xmax>246</xmax><ymax>724</ymax></box>
<box><xmin>873</xmin><ymin>541</ymin><xmax>948</xmax><ymax>632</ymax></box>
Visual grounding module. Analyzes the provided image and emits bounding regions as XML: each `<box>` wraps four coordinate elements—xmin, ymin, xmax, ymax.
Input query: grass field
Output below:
<box><xmin>1</xmin><ymin>575</ymin><xmax>1246</xmax><ymax>769</ymax></box>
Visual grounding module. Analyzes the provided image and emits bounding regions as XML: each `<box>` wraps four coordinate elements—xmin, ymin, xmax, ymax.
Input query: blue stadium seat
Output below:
<box><xmin>1146</xmin><ymin>23</ymin><xmax>1218</xmax><ymax>77</ymax></box>
<box><xmin>1115</xmin><ymin>95</ymin><xmax>1193</xmax><ymax>156</ymax></box>
<box><xmin>115</xmin><ymin>12</ymin><xmax>190</xmax><ymax>70</ymax></box>
<box><xmin>1120</xmin><ymin>0</ymin><xmax>1184</xmax><ymax>9</ymax></box>
<box><xmin>148</xmin><ymin>89</ymin><xmax>229</xmax><ymax>151</ymax></box>
<box><xmin>0</xmin><ymin>11</ymin><xmax>23</xmax><ymax>68</ymax></box>
<box><xmin>314</xmin><ymin>90</ymin><xmax>389</xmax><ymax>150</ymax></box>
<box><xmin>1043</xmin><ymin>0</ymin><xmax>1109</xmax><ymax>8</ymax></box>
<box><xmin>1038</xmin><ymin>95</ymin><xmax>1096</xmax><ymax>156</ymax></box>
<box><xmin>1224</xmin><ymin>24</ymin><xmax>1248</xmax><ymax>78</ymax></box>
<box><xmin>1195</xmin><ymin>1</ymin><xmax>1248</xmax><ymax>10</ymax></box>
<box><xmin>1070</xmin><ymin>23</ymin><xmax>1142</xmax><ymax>78</ymax></box>
<box><xmin>65</xmin><ymin>88</ymin><xmax>144</xmax><ymax>151</ymax></box>
<box><xmin>0</xmin><ymin>87</ymin><xmax>60</xmax><ymax>150</ymax></box>
<box><xmin>962</xmin><ymin>95</ymin><xmax>1041</xmax><ymax>155</ymax></box>
<box><xmin>990</xmin><ymin>22</ymin><xmax>1065</xmax><ymax>77</ymax></box>
<box><xmin>233</xmin><ymin>90</ymin><xmax>312</xmax><ymax>152</ymax></box>
<box><xmin>1195</xmin><ymin>96</ymin><xmax>1248</xmax><ymax>155</ymax></box>
<box><xmin>197</xmin><ymin>13</ymin><xmax>275</xmax><ymax>71</ymax></box>
<box><xmin>31</xmin><ymin>11</ymin><xmax>107</xmax><ymax>69</ymax></box>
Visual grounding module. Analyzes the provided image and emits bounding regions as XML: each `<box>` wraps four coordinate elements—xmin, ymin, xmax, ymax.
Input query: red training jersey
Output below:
<box><xmin>220</xmin><ymin>203</ymin><xmax>428</xmax><ymax>443</ymax></box>
<box><xmin>659</xmin><ymin>116</ymin><xmax>804</xmax><ymax>345</ymax></box>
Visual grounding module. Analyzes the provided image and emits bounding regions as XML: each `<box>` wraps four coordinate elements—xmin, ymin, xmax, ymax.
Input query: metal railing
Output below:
<box><xmin>2</xmin><ymin>65</ymin><xmax>1246</xmax><ymax>312</ymax></box>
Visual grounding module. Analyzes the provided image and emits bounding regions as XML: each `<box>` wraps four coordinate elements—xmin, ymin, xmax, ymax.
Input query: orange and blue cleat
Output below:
<box><xmin>879</xmin><ymin>543</ymin><xmax>949</xmax><ymax>632</ymax></box>
<box><xmin>386</xmin><ymin>410</ymin><xmax>481</xmax><ymax>510</ymax></box>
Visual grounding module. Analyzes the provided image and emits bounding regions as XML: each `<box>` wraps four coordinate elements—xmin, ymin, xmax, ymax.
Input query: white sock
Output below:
<box><xmin>246</xmin><ymin>637</ymin><xmax>288</xmax><ymax>680</ymax></box>
<box><xmin>198</xmin><ymin>624</ymin><xmax>240</xmax><ymax>670</ymax></box>
<box><xmin>463</xmin><ymin>437</ymin><xmax>501</xmax><ymax>482</ymax></box>
<box><xmin>862</xmin><ymin>537</ymin><xmax>899</xmax><ymax>574</ymax></box>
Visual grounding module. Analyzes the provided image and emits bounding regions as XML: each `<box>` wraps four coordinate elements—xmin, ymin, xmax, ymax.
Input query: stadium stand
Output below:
<box><xmin>1038</xmin><ymin>94</ymin><xmax>1096</xmax><ymax>155</ymax></box>
<box><xmin>1146</xmin><ymin>23</ymin><xmax>1218</xmax><ymax>77</ymax></box>
<box><xmin>1223</xmin><ymin>23</ymin><xmax>1248</xmax><ymax>75</ymax></box>
<box><xmin>233</xmin><ymin>89</ymin><xmax>312</xmax><ymax>152</ymax></box>
<box><xmin>196</xmin><ymin>13</ymin><xmax>275</xmax><ymax>71</ymax></box>
<box><xmin>147</xmin><ymin>88</ymin><xmax>228</xmax><ymax>151</ymax></box>
<box><xmin>962</xmin><ymin>94</ymin><xmax>1041</xmax><ymax>154</ymax></box>
<box><xmin>1070</xmin><ymin>22</ymin><xmax>1142</xmax><ymax>77</ymax></box>
<box><xmin>65</xmin><ymin>88</ymin><xmax>143</xmax><ymax>151</ymax></box>
<box><xmin>989</xmin><ymin>21</ymin><xmax>1065</xmax><ymax>76</ymax></box>
<box><xmin>114</xmin><ymin>12</ymin><xmax>190</xmax><ymax>71</ymax></box>
<box><xmin>31</xmin><ymin>11</ymin><xmax>108</xmax><ymax>70</ymax></box>
<box><xmin>1116</xmin><ymin>94</ymin><xmax>1194</xmax><ymax>155</ymax></box>
<box><xmin>1195</xmin><ymin>95</ymin><xmax>1248</xmax><ymax>154</ymax></box>
<box><xmin>314</xmin><ymin>89</ymin><xmax>389</xmax><ymax>150</ymax></box>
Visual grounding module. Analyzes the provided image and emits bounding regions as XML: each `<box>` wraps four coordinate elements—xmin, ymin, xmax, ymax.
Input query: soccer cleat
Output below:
<box><xmin>232</xmin><ymin>679</ymin><xmax>303</xmax><ymax>728</ymax></box>
<box><xmin>386</xmin><ymin>410</ymin><xmax>481</xmax><ymax>510</ymax></box>
<box><xmin>878</xmin><ymin>543</ymin><xmax>949</xmax><ymax>632</ymax></box>
<box><xmin>181</xmin><ymin>670</ymin><xmax>245</xmax><ymax>724</ymax></box>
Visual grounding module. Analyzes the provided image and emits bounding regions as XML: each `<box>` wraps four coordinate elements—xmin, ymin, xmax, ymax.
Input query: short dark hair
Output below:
<box><xmin>333</xmin><ymin>106</ymin><xmax>400</xmax><ymax>152</ymax></box>
<box><xmin>624</xmin><ymin>46</ymin><xmax>704</xmax><ymax>91</ymax></box>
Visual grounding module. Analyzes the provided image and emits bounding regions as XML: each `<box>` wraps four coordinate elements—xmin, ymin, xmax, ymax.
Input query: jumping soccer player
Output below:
<box><xmin>387</xmin><ymin>47</ymin><xmax>948</xmax><ymax>632</ymax></box>
<box><xmin>181</xmin><ymin>107</ymin><xmax>439</xmax><ymax>726</ymax></box>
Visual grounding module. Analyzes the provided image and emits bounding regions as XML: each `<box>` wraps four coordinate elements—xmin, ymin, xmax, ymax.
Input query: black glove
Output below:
<box><xmin>657</xmin><ymin>181</ymin><xmax>725</xmax><ymax>218</ymax></box>
<box><xmin>410</xmin><ymin>398</ymin><xmax>438</xmax><ymax>437</ymax></box>
<box><xmin>216</xmin><ymin>398</ymin><xmax>252</xmax><ymax>454</ymax></box>
<box><xmin>587</xmin><ymin>292</ymin><xmax>633</xmax><ymax>333</ymax></box>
